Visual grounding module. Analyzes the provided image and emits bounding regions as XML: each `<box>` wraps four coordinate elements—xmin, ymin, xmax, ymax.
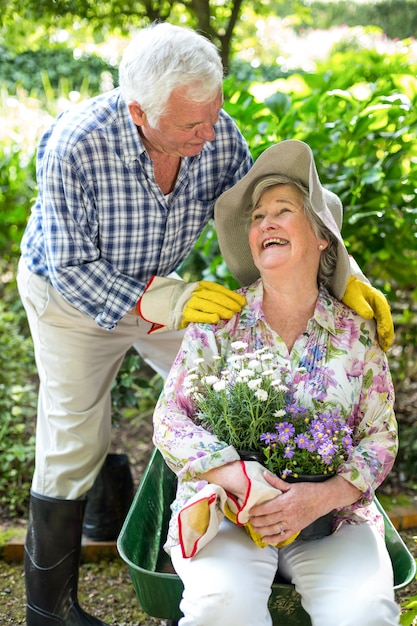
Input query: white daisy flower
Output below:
<box><xmin>231</xmin><ymin>340</ymin><xmax>248</xmax><ymax>351</ymax></box>
<box><xmin>213</xmin><ymin>380</ymin><xmax>227</xmax><ymax>392</ymax></box>
<box><xmin>202</xmin><ymin>375</ymin><xmax>220</xmax><ymax>387</ymax></box>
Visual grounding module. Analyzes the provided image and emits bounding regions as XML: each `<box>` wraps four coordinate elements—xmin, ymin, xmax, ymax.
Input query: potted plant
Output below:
<box><xmin>183</xmin><ymin>340</ymin><xmax>354</xmax><ymax>539</ymax></box>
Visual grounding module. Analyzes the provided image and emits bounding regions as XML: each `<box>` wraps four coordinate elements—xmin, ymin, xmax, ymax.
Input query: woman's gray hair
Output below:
<box><xmin>118</xmin><ymin>22</ymin><xmax>224</xmax><ymax>128</ymax></box>
<box><xmin>250</xmin><ymin>176</ymin><xmax>338</xmax><ymax>289</ymax></box>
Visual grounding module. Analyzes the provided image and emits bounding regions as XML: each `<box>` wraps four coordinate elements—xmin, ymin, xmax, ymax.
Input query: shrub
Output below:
<box><xmin>0</xmin><ymin>43</ymin><xmax>118</xmax><ymax>97</ymax></box>
<box><xmin>0</xmin><ymin>292</ymin><xmax>37</xmax><ymax>517</ymax></box>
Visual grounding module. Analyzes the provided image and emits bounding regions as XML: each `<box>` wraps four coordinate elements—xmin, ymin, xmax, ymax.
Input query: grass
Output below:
<box><xmin>0</xmin><ymin>557</ymin><xmax>164</xmax><ymax>625</ymax></box>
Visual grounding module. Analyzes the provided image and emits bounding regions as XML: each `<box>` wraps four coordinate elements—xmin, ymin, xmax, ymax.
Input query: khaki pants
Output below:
<box><xmin>17</xmin><ymin>258</ymin><xmax>184</xmax><ymax>499</ymax></box>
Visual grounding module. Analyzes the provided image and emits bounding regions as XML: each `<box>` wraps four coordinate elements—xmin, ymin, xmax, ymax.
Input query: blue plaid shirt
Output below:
<box><xmin>21</xmin><ymin>88</ymin><xmax>253</xmax><ymax>330</ymax></box>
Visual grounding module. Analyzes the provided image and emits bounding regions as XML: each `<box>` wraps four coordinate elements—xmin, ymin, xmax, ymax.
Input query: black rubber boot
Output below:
<box><xmin>25</xmin><ymin>491</ymin><xmax>109</xmax><ymax>625</ymax></box>
<box><xmin>83</xmin><ymin>453</ymin><xmax>133</xmax><ymax>541</ymax></box>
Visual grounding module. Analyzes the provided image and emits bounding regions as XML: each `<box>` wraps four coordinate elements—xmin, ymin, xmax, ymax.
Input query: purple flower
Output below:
<box><xmin>286</xmin><ymin>404</ymin><xmax>309</xmax><ymax>419</ymax></box>
<box><xmin>346</xmin><ymin>358</ymin><xmax>363</xmax><ymax>377</ymax></box>
<box><xmin>260</xmin><ymin>432</ymin><xmax>278</xmax><ymax>444</ymax></box>
<box><xmin>342</xmin><ymin>434</ymin><xmax>353</xmax><ymax>451</ymax></box>
<box><xmin>312</xmin><ymin>430</ymin><xmax>327</xmax><ymax>445</ymax></box>
<box><xmin>276</xmin><ymin>422</ymin><xmax>295</xmax><ymax>443</ymax></box>
<box><xmin>309</xmin><ymin>419</ymin><xmax>325</xmax><ymax>433</ymax></box>
<box><xmin>306</xmin><ymin>440</ymin><xmax>317</xmax><ymax>452</ymax></box>
<box><xmin>284</xmin><ymin>445</ymin><xmax>295</xmax><ymax>459</ymax></box>
<box><xmin>294</xmin><ymin>433</ymin><xmax>309</xmax><ymax>449</ymax></box>
<box><xmin>318</xmin><ymin>441</ymin><xmax>338</xmax><ymax>458</ymax></box>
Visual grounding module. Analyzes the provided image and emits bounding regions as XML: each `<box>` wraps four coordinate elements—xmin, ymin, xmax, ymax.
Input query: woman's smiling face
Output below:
<box><xmin>248</xmin><ymin>183</ymin><xmax>326</xmax><ymax>278</ymax></box>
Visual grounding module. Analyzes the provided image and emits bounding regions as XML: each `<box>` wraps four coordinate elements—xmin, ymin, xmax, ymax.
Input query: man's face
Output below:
<box><xmin>130</xmin><ymin>87</ymin><xmax>223</xmax><ymax>158</ymax></box>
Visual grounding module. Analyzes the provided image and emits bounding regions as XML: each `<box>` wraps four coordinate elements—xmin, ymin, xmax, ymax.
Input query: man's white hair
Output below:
<box><xmin>119</xmin><ymin>22</ymin><xmax>224</xmax><ymax>128</ymax></box>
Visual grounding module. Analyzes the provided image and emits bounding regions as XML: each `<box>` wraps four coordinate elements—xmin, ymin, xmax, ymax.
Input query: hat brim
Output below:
<box><xmin>214</xmin><ymin>140</ymin><xmax>350</xmax><ymax>300</ymax></box>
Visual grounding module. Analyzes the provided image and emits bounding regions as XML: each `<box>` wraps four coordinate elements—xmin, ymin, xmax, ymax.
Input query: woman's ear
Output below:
<box><xmin>318</xmin><ymin>240</ymin><xmax>329</xmax><ymax>251</ymax></box>
<box><xmin>128</xmin><ymin>102</ymin><xmax>147</xmax><ymax>127</ymax></box>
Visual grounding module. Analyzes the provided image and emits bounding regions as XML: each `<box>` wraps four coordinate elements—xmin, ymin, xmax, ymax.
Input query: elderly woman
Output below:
<box><xmin>153</xmin><ymin>140</ymin><xmax>399</xmax><ymax>626</ymax></box>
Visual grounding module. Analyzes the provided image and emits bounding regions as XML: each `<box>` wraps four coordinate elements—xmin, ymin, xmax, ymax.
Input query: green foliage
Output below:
<box><xmin>308</xmin><ymin>0</ymin><xmax>417</xmax><ymax>42</ymax></box>
<box><xmin>0</xmin><ymin>0</ymin><xmax>253</xmax><ymax>69</ymax></box>
<box><xmin>111</xmin><ymin>350</ymin><xmax>163</xmax><ymax>423</ymax></box>
<box><xmin>0</xmin><ymin>43</ymin><xmax>119</xmax><ymax>97</ymax></box>
<box><xmin>0</xmin><ymin>291</ymin><xmax>37</xmax><ymax>517</ymax></box>
<box><xmin>1</xmin><ymin>0</ymin><xmax>416</xmax><ymax>75</ymax></box>
<box><xmin>400</xmin><ymin>591</ymin><xmax>417</xmax><ymax>625</ymax></box>
<box><xmin>0</xmin><ymin>116</ymin><xmax>37</xmax><ymax>260</ymax></box>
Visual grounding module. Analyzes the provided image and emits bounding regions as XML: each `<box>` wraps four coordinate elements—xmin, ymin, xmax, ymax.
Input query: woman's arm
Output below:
<box><xmin>336</xmin><ymin>341</ymin><xmax>398</xmax><ymax>505</ymax></box>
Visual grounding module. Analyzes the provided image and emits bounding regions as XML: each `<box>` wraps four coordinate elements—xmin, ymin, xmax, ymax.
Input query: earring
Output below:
<box><xmin>318</xmin><ymin>244</ymin><xmax>324</xmax><ymax>250</ymax></box>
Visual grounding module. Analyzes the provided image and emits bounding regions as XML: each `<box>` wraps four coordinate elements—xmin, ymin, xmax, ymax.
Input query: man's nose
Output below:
<box><xmin>196</xmin><ymin>122</ymin><xmax>216</xmax><ymax>141</ymax></box>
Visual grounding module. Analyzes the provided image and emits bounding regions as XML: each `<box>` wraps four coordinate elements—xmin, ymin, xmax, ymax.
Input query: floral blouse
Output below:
<box><xmin>153</xmin><ymin>280</ymin><xmax>398</xmax><ymax>552</ymax></box>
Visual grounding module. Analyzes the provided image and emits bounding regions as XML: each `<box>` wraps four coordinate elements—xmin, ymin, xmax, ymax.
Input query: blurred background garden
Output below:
<box><xmin>1</xmin><ymin>0</ymin><xmax>417</xmax><ymax>527</ymax></box>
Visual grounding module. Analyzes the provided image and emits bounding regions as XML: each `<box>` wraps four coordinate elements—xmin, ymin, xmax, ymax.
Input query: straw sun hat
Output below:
<box><xmin>214</xmin><ymin>139</ymin><xmax>350</xmax><ymax>300</ymax></box>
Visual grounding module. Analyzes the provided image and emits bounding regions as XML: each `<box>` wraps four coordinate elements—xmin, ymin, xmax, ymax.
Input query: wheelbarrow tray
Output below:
<box><xmin>118</xmin><ymin>448</ymin><xmax>416</xmax><ymax>624</ymax></box>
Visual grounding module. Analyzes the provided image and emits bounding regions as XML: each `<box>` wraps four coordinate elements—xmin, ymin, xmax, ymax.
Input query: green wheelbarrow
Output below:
<box><xmin>118</xmin><ymin>448</ymin><xmax>416</xmax><ymax>626</ymax></box>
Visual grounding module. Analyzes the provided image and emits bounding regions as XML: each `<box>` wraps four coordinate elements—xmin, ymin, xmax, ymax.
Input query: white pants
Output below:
<box><xmin>171</xmin><ymin>519</ymin><xmax>400</xmax><ymax>626</ymax></box>
<box><xmin>17</xmin><ymin>258</ymin><xmax>184</xmax><ymax>499</ymax></box>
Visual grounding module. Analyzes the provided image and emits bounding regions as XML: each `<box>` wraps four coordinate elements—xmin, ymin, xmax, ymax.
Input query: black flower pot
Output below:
<box><xmin>238</xmin><ymin>450</ymin><xmax>265</xmax><ymax>463</ymax></box>
<box><xmin>283</xmin><ymin>473</ymin><xmax>335</xmax><ymax>541</ymax></box>
<box><xmin>238</xmin><ymin>452</ymin><xmax>334</xmax><ymax>541</ymax></box>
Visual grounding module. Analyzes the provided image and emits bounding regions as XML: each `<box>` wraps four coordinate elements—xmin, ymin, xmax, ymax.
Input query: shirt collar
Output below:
<box><xmin>237</xmin><ymin>279</ymin><xmax>338</xmax><ymax>337</ymax></box>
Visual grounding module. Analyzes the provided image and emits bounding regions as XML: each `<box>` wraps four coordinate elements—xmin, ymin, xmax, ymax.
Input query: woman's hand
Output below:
<box><xmin>249</xmin><ymin>471</ymin><xmax>361</xmax><ymax>545</ymax></box>
<box><xmin>201</xmin><ymin>461</ymin><xmax>251</xmax><ymax>501</ymax></box>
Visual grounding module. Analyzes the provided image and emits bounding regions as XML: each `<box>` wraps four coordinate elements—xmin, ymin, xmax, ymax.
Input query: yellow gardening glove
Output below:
<box><xmin>180</xmin><ymin>281</ymin><xmax>246</xmax><ymax>328</ymax></box>
<box><xmin>138</xmin><ymin>276</ymin><xmax>245</xmax><ymax>333</ymax></box>
<box><xmin>342</xmin><ymin>276</ymin><xmax>394</xmax><ymax>352</ymax></box>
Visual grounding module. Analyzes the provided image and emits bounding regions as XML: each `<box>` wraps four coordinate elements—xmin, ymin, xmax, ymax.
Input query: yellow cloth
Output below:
<box><xmin>224</xmin><ymin>504</ymin><xmax>298</xmax><ymax>549</ymax></box>
<box><xmin>177</xmin><ymin>461</ymin><xmax>299</xmax><ymax>558</ymax></box>
<box><xmin>342</xmin><ymin>276</ymin><xmax>394</xmax><ymax>352</ymax></box>
<box><xmin>178</xmin><ymin>487</ymin><xmax>227</xmax><ymax>557</ymax></box>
